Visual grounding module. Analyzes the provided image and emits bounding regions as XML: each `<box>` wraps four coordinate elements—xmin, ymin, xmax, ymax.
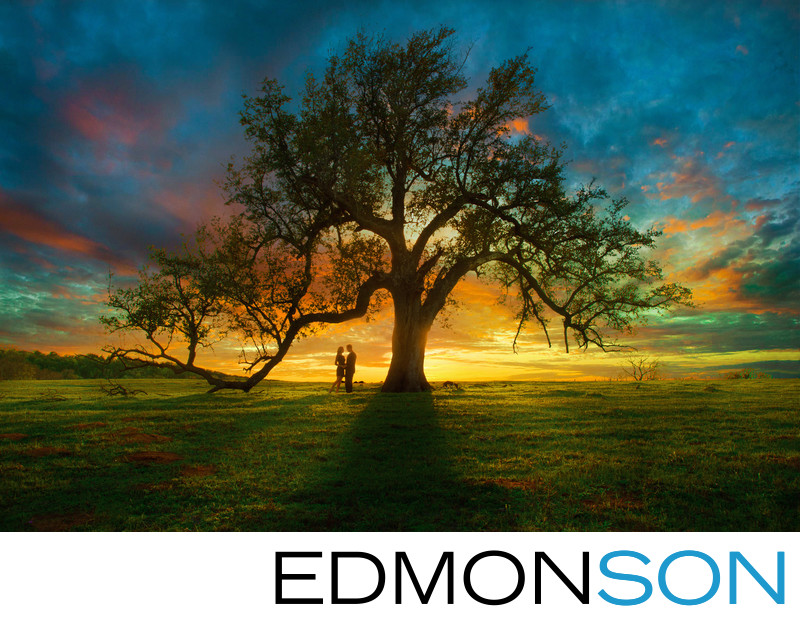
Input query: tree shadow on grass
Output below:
<box><xmin>283</xmin><ymin>392</ymin><xmax>513</xmax><ymax>531</ymax></box>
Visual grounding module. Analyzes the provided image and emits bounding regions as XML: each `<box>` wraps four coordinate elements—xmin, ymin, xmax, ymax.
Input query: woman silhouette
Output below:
<box><xmin>329</xmin><ymin>346</ymin><xmax>346</xmax><ymax>392</ymax></box>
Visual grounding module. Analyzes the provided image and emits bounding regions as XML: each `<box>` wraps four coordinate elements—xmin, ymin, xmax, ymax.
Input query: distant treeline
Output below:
<box><xmin>0</xmin><ymin>348</ymin><xmax>233</xmax><ymax>381</ymax></box>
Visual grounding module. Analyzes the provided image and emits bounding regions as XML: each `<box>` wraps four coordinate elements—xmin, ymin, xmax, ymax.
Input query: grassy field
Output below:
<box><xmin>0</xmin><ymin>378</ymin><xmax>797</xmax><ymax>531</ymax></box>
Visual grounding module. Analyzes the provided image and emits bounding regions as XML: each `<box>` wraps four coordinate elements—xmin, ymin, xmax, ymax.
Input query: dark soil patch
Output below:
<box><xmin>124</xmin><ymin>434</ymin><xmax>171</xmax><ymax>444</ymax></box>
<box><xmin>703</xmin><ymin>385</ymin><xmax>720</xmax><ymax>392</ymax></box>
<box><xmin>477</xmin><ymin>478</ymin><xmax>542</xmax><ymax>493</ymax></box>
<box><xmin>119</xmin><ymin>416</ymin><xmax>147</xmax><ymax>423</ymax></box>
<box><xmin>181</xmin><ymin>464</ymin><xmax>218</xmax><ymax>478</ymax></box>
<box><xmin>133</xmin><ymin>481</ymin><xmax>174</xmax><ymax>492</ymax></box>
<box><xmin>0</xmin><ymin>433</ymin><xmax>27</xmax><ymax>440</ymax></box>
<box><xmin>72</xmin><ymin>422</ymin><xmax>108</xmax><ymax>429</ymax></box>
<box><xmin>24</xmin><ymin>447</ymin><xmax>72</xmax><ymax>457</ymax></box>
<box><xmin>767</xmin><ymin>435</ymin><xmax>798</xmax><ymax>442</ymax></box>
<box><xmin>28</xmin><ymin>511</ymin><xmax>95</xmax><ymax>531</ymax></box>
<box><xmin>581</xmin><ymin>492</ymin><xmax>644</xmax><ymax>512</ymax></box>
<box><xmin>763</xmin><ymin>455</ymin><xmax>800</xmax><ymax>470</ymax></box>
<box><xmin>110</xmin><ymin>428</ymin><xmax>172</xmax><ymax>444</ymax></box>
<box><xmin>121</xmin><ymin>451</ymin><xmax>183</xmax><ymax>464</ymax></box>
<box><xmin>120</xmin><ymin>415</ymin><xmax>172</xmax><ymax>423</ymax></box>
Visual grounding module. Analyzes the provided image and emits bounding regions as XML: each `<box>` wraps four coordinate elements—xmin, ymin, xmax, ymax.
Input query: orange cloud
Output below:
<box><xmin>689</xmin><ymin>209</ymin><xmax>739</xmax><ymax>231</ymax></box>
<box><xmin>655</xmin><ymin>159</ymin><xmax>721</xmax><ymax>203</ymax></box>
<box><xmin>153</xmin><ymin>182</ymin><xmax>231</xmax><ymax>227</ymax></box>
<box><xmin>736</xmin><ymin>45</ymin><xmax>749</xmax><ymax>55</ymax></box>
<box><xmin>507</xmin><ymin>118</ymin><xmax>530</xmax><ymax>135</ymax></box>
<box><xmin>60</xmin><ymin>85</ymin><xmax>168</xmax><ymax>177</ymax></box>
<box><xmin>451</xmin><ymin>275</ymin><xmax>505</xmax><ymax>307</ymax></box>
<box><xmin>650</xmin><ymin>137</ymin><xmax>668</xmax><ymax>147</ymax></box>
<box><xmin>685</xmin><ymin>265</ymin><xmax>773</xmax><ymax>312</ymax></box>
<box><xmin>659</xmin><ymin>216</ymin><xmax>690</xmax><ymax>235</ymax></box>
<box><xmin>716</xmin><ymin>141</ymin><xmax>736</xmax><ymax>159</ymax></box>
<box><xmin>0</xmin><ymin>192</ymin><xmax>126</xmax><ymax>268</ymax></box>
<box><xmin>754</xmin><ymin>213</ymin><xmax>771</xmax><ymax>230</ymax></box>
<box><xmin>745</xmin><ymin>199</ymin><xmax>781</xmax><ymax>212</ymax></box>
<box><xmin>64</xmin><ymin>93</ymin><xmax>146</xmax><ymax>146</ymax></box>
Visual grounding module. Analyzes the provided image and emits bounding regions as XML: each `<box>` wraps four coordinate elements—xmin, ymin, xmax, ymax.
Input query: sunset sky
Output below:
<box><xmin>0</xmin><ymin>0</ymin><xmax>798</xmax><ymax>382</ymax></box>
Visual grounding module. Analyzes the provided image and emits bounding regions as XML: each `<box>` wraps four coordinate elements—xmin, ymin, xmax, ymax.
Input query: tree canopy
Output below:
<box><xmin>103</xmin><ymin>27</ymin><xmax>692</xmax><ymax>392</ymax></box>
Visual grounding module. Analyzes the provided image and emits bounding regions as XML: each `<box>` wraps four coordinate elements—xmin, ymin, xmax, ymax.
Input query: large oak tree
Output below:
<box><xmin>103</xmin><ymin>28</ymin><xmax>691</xmax><ymax>392</ymax></box>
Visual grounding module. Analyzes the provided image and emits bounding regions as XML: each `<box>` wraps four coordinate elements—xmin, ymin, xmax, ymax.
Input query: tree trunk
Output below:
<box><xmin>381</xmin><ymin>290</ymin><xmax>432</xmax><ymax>392</ymax></box>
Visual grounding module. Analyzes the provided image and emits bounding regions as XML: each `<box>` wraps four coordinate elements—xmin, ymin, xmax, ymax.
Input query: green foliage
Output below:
<box><xmin>0</xmin><ymin>348</ymin><xmax>204</xmax><ymax>381</ymax></box>
<box><xmin>725</xmin><ymin>369</ymin><xmax>772</xmax><ymax>380</ymax></box>
<box><xmin>0</xmin><ymin>379</ymin><xmax>797</xmax><ymax>531</ymax></box>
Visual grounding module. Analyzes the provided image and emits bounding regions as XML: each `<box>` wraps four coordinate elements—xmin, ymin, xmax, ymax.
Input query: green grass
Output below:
<box><xmin>0</xmin><ymin>378</ymin><xmax>797</xmax><ymax>531</ymax></box>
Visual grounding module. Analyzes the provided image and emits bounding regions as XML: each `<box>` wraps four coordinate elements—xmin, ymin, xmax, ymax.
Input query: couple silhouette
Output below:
<box><xmin>329</xmin><ymin>344</ymin><xmax>357</xmax><ymax>393</ymax></box>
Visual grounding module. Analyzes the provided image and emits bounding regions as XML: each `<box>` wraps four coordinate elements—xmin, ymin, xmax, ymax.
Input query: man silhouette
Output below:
<box><xmin>344</xmin><ymin>344</ymin><xmax>357</xmax><ymax>393</ymax></box>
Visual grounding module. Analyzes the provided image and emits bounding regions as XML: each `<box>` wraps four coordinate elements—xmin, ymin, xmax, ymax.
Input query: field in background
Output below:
<box><xmin>0</xmin><ymin>378</ymin><xmax>797</xmax><ymax>531</ymax></box>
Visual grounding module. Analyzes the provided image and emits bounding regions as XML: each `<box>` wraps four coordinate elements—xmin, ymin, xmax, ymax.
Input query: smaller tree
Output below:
<box><xmin>621</xmin><ymin>355</ymin><xmax>660</xmax><ymax>381</ymax></box>
<box><xmin>101</xmin><ymin>215</ymin><xmax>386</xmax><ymax>392</ymax></box>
